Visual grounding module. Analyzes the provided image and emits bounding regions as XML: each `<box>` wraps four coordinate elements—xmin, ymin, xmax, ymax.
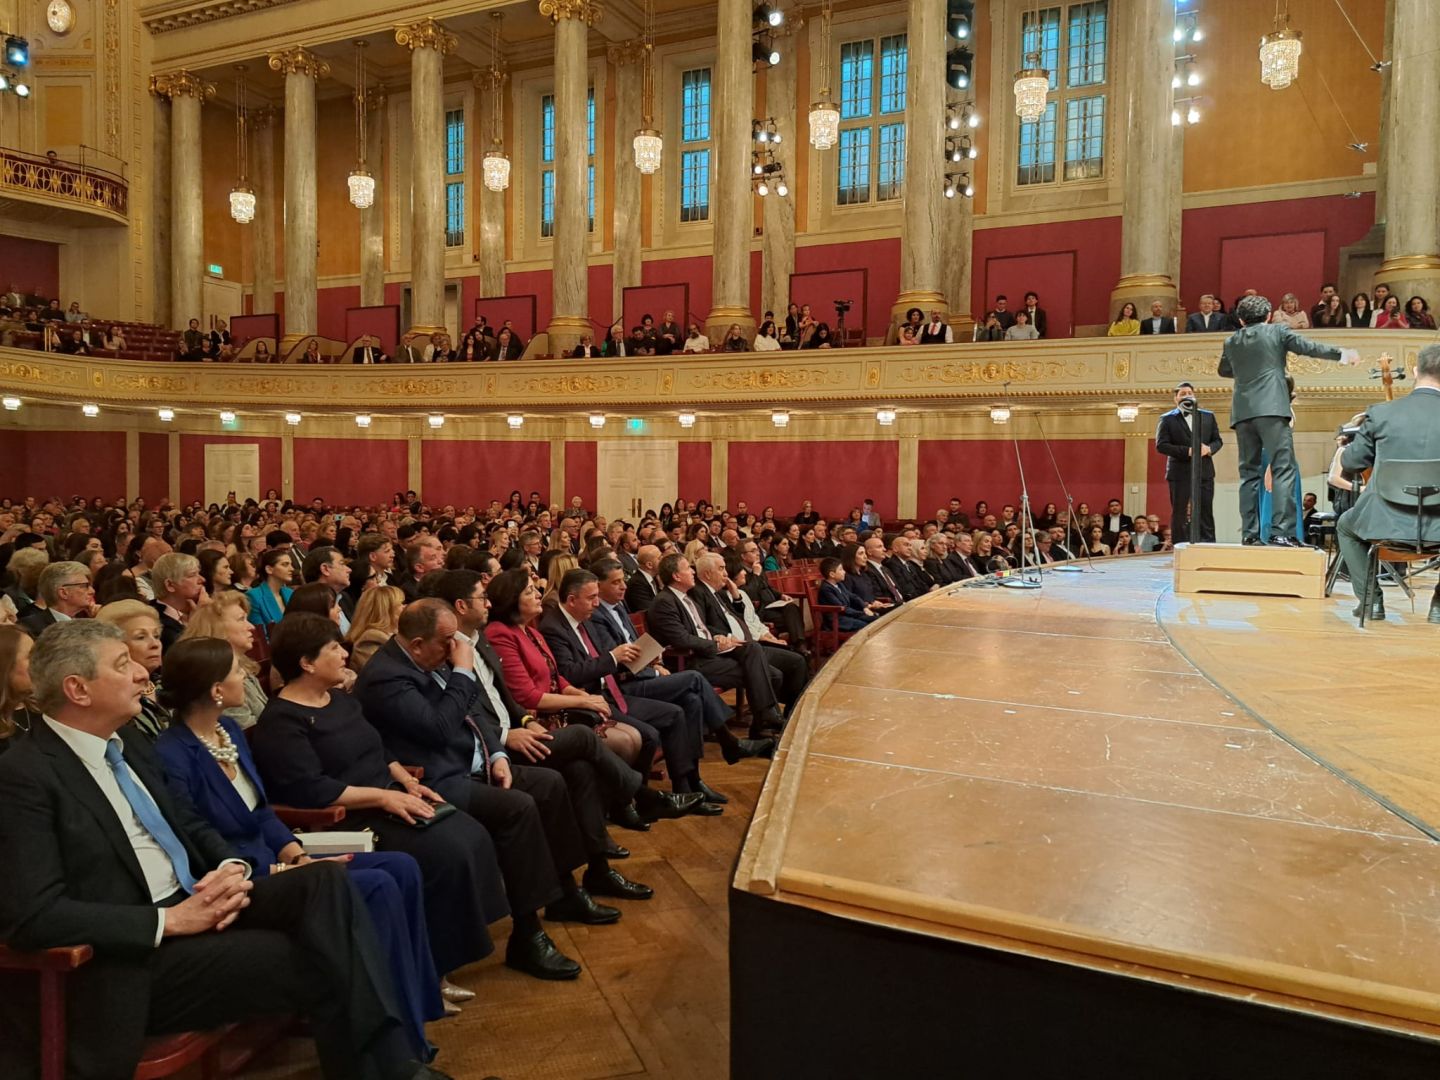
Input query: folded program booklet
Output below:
<box><xmin>624</xmin><ymin>632</ymin><xmax>666</xmax><ymax>673</ymax></box>
<box><xmin>292</xmin><ymin>830</ymin><xmax>375</xmax><ymax>855</ymax></box>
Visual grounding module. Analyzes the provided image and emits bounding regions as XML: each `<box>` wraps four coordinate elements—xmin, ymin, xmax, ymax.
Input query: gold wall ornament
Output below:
<box><xmin>513</xmin><ymin>374</ymin><xmax>645</xmax><ymax>395</ymax></box>
<box><xmin>896</xmin><ymin>359</ymin><xmax>1089</xmax><ymax>386</ymax></box>
<box><xmin>107</xmin><ymin>373</ymin><xmax>196</xmax><ymax>394</ymax></box>
<box><xmin>1112</xmin><ymin>354</ymin><xmax>1131</xmax><ymax>381</ymax></box>
<box><xmin>607</xmin><ymin>40</ymin><xmax>647</xmax><ymax>65</ymax></box>
<box><xmin>144</xmin><ymin>0</ymin><xmax>299</xmax><ymax>35</ymax></box>
<box><xmin>249</xmin><ymin>105</ymin><xmax>278</xmax><ymax>129</ymax></box>
<box><xmin>0</xmin><ymin>358</ymin><xmax>86</xmax><ymax>386</ymax></box>
<box><xmin>149</xmin><ymin>71</ymin><xmax>216</xmax><ymax>101</ymax></box>
<box><xmin>211</xmin><ymin>375</ymin><xmax>309</xmax><ymax>396</ymax></box>
<box><xmin>267</xmin><ymin>47</ymin><xmax>331</xmax><ymax>80</ymax></box>
<box><xmin>538</xmin><ymin>0</ymin><xmax>605</xmax><ymax>27</ymax></box>
<box><xmin>394</xmin><ymin>18</ymin><xmax>459</xmax><ymax>55</ymax></box>
<box><xmin>687</xmin><ymin>368</ymin><xmax>847</xmax><ymax>392</ymax></box>
<box><xmin>358</xmin><ymin>377</ymin><xmax>468</xmax><ymax>396</ymax></box>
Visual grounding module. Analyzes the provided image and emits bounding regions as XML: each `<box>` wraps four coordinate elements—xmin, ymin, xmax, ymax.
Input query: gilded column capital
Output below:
<box><xmin>249</xmin><ymin>105</ymin><xmax>279</xmax><ymax>128</ymax></box>
<box><xmin>267</xmin><ymin>46</ymin><xmax>331</xmax><ymax>80</ymax></box>
<box><xmin>473</xmin><ymin>66</ymin><xmax>507</xmax><ymax>92</ymax></box>
<box><xmin>149</xmin><ymin>71</ymin><xmax>216</xmax><ymax>102</ymax></box>
<box><xmin>607</xmin><ymin>39</ymin><xmax>646</xmax><ymax>65</ymax></box>
<box><xmin>539</xmin><ymin>0</ymin><xmax>604</xmax><ymax>27</ymax></box>
<box><xmin>395</xmin><ymin>18</ymin><xmax>459</xmax><ymax>54</ymax></box>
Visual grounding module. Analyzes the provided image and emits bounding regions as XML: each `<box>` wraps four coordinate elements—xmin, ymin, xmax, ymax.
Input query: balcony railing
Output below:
<box><xmin>0</xmin><ymin>147</ymin><xmax>128</xmax><ymax>218</ymax></box>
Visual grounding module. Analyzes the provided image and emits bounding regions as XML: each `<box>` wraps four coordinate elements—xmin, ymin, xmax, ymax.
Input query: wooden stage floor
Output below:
<box><xmin>735</xmin><ymin>553</ymin><xmax>1440</xmax><ymax>1042</ymax></box>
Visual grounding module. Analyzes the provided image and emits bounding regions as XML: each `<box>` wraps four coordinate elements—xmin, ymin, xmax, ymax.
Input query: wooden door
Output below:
<box><xmin>596</xmin><ymin>440</ymin><xmax>678</xmax><ymax>522</ymax></box>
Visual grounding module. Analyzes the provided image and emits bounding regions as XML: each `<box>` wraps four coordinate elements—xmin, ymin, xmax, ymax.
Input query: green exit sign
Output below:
<box><xmin>207</xmin><ymin>264</ymin><xmax>224</xmax><ymax>277</ymax></box>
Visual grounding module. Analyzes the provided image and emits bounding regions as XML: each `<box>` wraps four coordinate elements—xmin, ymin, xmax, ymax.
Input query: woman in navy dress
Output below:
<box><xmin>816</xmin><ymin>556</ymin><xmax>879</xmax><ymax>632</ymax></box>
<box><xmin>154</xmin><ymin>638</ymin><xmax>446</xmax><ymax>1062</ymax></box>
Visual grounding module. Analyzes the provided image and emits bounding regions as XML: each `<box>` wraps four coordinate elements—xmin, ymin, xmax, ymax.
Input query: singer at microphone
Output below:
<box><xmin>1154</xmin><ymin>382</ymin><xmax>1223</xmax><ymax>543</ymax></box>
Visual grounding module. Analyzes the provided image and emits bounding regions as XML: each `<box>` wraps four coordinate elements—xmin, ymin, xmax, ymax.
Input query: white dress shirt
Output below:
<box><xmin>702</xmin><ymin>583</ymin><xmax>749</xmax><ymax>640</ymax></box>
<box><xmin>463</xmin><ymin>628</ymin><xmax>513</xmax><ymax>757</ymax></box>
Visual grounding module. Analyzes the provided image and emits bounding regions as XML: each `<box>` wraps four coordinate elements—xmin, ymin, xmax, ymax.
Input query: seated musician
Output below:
<box><xmin>1335</xmin><ymin>345</ymin><xmax>1440</xmax><ymax>624</ymax></box>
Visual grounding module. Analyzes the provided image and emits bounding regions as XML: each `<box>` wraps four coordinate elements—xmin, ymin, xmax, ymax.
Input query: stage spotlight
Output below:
<box><xmin>947</xmin><ymin>0</ymin><xmax>974</xmax><ymax>40</ymax></box>
<box><xmin>6</xmin><ymin>37</ymin><xmax>28</xmax><ymax>68</ymax></box>
<box><xmin>946</xmin><ymin>47</ymin><xmax>973</xmax><ymax>90</ymax></box>
<box><xmin>755</xmin><ymin>4</ymin><xmax>783</xmax><ymax>28</ymax></box>
<box><xmin>753</xmin><ymin>41</ymin><xmax>780</xmax><ymax>67</ymax></box>
<box><xmin>13</xmin><ymin>80</ymin><xmax>29</xmax><ymax>98</ymax></box>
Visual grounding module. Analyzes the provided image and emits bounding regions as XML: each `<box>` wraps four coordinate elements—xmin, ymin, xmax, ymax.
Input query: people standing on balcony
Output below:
<box><xmin>1346</xmin><ymin>293</ymin><xmax>1373</xmax><ymax>327</ymax></box>
<box><xmin>753</xmin><ymin>321</ymin><xmax>781</xmax><ymax>351</ymax></box>
<box><xmin>656</xmin><ymin>310</ymin><xmax>682</xmax><ymax>355</ymax></box>
<box><xmin>1004</xmin><ymin>311</ymin><xmax>1038</xmax><ymax>341</ymax></box>
<box><xmin>1139</xmin><ymin>300</ymin><xmax>1177</xmax><ymax>335</ymax></box>
<box><xmin>991</xmin><ymin>295</ymin><xmax>1015</xmax><ymax>331</ymax></box>
<box><xmin>1268</xmin><ymin>293</ymin><xmax>1310</xmax><ymax>330</ymax></box>
<box><xmin>181</xmin><ymin>317</ymin><xmax>205</xmax><ymax>357</ymax></box>
<box><xmin>1108</xmin><ymin>302</ymin><xmax>1140</xmax><ymax>336</ymax></box>
<box><xmin>781</xmin><ymin>303</ymin><xmax>801</xmax><ymax>348</ymax></box>
<box><xmin>1405</xmin><ymin>296</ymin><xmax>1436</xmax><ymax>330</ymax></box>
<box><xmin>1374</xmin><ymin>295</ymin><xmax>1409</xmax><ymax>329</ymax></box>
<box><xmin>1021</xmin><ymin>292</ymin><xmax>1047</xmax><ymax>338</ymax></box>
<box><xmin>919</xmin><ymin>310</ymin><xmax>952</xmax><ymax>344</ymax></box>
<box><xmin>793</xmin><ymin>303</ymin><xmax>817</xmax><ymax>347</ymax></box>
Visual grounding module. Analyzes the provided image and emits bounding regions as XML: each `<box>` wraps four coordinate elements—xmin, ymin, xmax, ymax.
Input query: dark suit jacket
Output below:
<box><xmin>1219</xmin><ymin>323</ymin><xmax>1343</xmax><ymax>425</ymax></box>
<box><xmin>1022</xmin><ymin>306</ymin><xmax>1047</xmax><ymax>338</ymax></box>
<box><xmin>16</xmin><ymin>605</ymin><xmax>55</xmax><ymax>637</ymax></box>
<box><xmin>1185</xmin><ymin>312</ymin><xmax>1232</xmax><ymax>334</ymax></box>
<box><xmin>538</xmin><ymin>605</ymin><xmax>620</xmax><ymax>693</ymax></box>
<box><xmin>853</xmin><ymin>562</ymin><xmax>903</xmax><ymax>605</ymax></box>
<box><xmin>885</xmin><ymin>556</ymin><xmax>926</xmax><ymax>601</ymax></box>
<box><xmin>1340</xmin><ymin>387</ymin><xmax>1440</xmax><ymax>545</ymax></box>
<box><xmin>351</xmin><ymin>636</ymin><xmax>497</xmax><ymax>805</ymax></box>
<box><xmin>155</xmin><ymin>717</ymin><xmax>295</xmax><ymax>874</ymax></box>
<box><xmin>925</xmin><ymin>556</ymin><xmax>959</xmax><ymax>585</ymax></box>
<box><xmin>1138</xmin><ymin>316</ymin><xmax>1177</xmax><ymax>335</ymax></box>
<box><xmin>625</xmin><ymin>570</ymin><xmax>658</xmax><ymax>613</ymax></box>
<box><xmin>944</xmin><ymin>551</ymin><xmax>978</xmax><ymax>580</ymax></box>
<box><xmin>1155</xmin><ymin>407</ymin><xmax>1224</xmax><ymax>481</ymax></box>
<box><xmin>350</xmin><ymin>346</ymin><xmax>388</xmax><ymax>364</ymax></box>
<box><xmin>645</xmin><ymin>587</ymin><xmax>721</xmax><ymax>657</ymax></box>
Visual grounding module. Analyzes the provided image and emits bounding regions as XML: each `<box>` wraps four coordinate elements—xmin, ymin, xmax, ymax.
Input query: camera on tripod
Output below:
<box><xmin>833</xmin><ymin>299</ymin><xmax>853</xmax><ymax>317</ymax></box>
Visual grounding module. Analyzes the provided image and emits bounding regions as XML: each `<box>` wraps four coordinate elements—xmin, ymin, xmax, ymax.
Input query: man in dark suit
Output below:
<box><xmin>885</xmin><ymin>536</ymin><xmax>931</xmax><ymax>601</ymax></box>
<box><xmin>350</xmin><ymin>334</ymin><xmax>389</xmax><ymax>364</ymax></box>
<box><xmin>624</xmin><ymin>544</ymin><xmax>662</xmax><ymax>612</ymax></box>
<box><xmin>1185</xmin><ymin>295</ymin><xmax>1231</xmax><ymax>334</ymax></box>
<box><xmin>1099</xmin><ymin>499</ymin><xmax>1134</xmax><ymax>547</ymax></box>
<box><xmin>18</xmin><ymin>560</ymin><xmax>93</xmax><ymax>637</ymax></box>
<box><xmin>946</xmin><ymin>532</ymin><xmax>981</xmax><ymax>579</ymax></box>
<box><xmin>395</xmin><ymin>332</ymin><xmax>425</xmax><ymax>364</ymax></box>
<box><xmin>692</xmin><ymin>553</ymin><xmax>809</xmax><ymax>716</ymax></box>
<box><xmin>645</xmin><ymin>553</ymin><xmax>787</xmax><ymax>738</ymax></box>
<box><xmin>0</xmin><ymin>621</ymin><xmax>436</xmax><ymax>1080</ymax></box>
<box><xmin>1022</xmin><ymin>291</ymin><xmax>1048</xmax><ymax>338</ymax></box>
<box><xmin>923</xmin><ymin>534</ymin><xmax>962</xmax><ymax>584</ymax></box>
<box><xmin>1138</xmin><ymin>300</ymin><xmax>1177</xmax><ymax>335</ymax></box>
<box><xmin>735</xmin><ymin>540</ymin><xmax>806</xmax><ymax>644</ymax></box>
<box><xmin>1336</xmin><ymin>345</ymin><xmax>1440</xmax><ymax>622</ymax></box>
<box><xmin>1155</xmin><ymin>382</ymin><xmax>1224</xmax><ymax>543</ymax></box>
<box><xmin>589</xmin><ymin>558</ymin><xmax>771</xmax><ymax>769</ymax></box>
<box><xmin>351</xmin><ymin>598</ymin><xmax>633</xmax><ymax>980</ymax></box>
<box><xmin>303</xmin><ymin>545</ymin><xmax>356</xmax><ymax>633</ymax></box>
<box><xmin>1220</xmin><ymin>294</ymin><xmax>1356</xmax><ymax>546</ymax></box>
<box><xmin>541</xmin><ymin>568</ymin><xmax>726</xmax><ymax>810</ymax></box>
<box><xmin>855</xmin><ymin>536</ymin><xmax>906</xmax><ymax>605</ymax></box>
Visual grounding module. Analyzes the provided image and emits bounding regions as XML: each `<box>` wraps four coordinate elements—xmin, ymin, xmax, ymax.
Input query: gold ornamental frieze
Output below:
<box><xmin>211</xmin><ymin>375</ymin><xmax>311</xmax><ymax>397</ymax></box>
<box><xmin>686</xmin><ymin>367</ymin><xmax>847</xmax><ymax>392</ymax></box>
<box><xmin>0</xmin><ymin>358</ymin><xmax>85</xmax><ymax>386</ymax></box>
<box><xmin>106</xmin><ymin>372</ymin><xmax>196</xmax><ymax>394</ymax></box>
<box><xmin>538</xmin><ymin>0</ymin><xmax>605</xmax><ymax>26</ymax></box>
<box><xmin>511</xmin><ymin>373</ymin><xmax>648</xmax><ymax>395</ymax></box>
<box><xmin>896</xmin><ymin>358</ymin><xmax>1090</xmax><ymax>386</ymax></box>
<box><xmin>360</xmin><ymin>377</ymin><xmax>470</xmax><ymax>397</ymax></box>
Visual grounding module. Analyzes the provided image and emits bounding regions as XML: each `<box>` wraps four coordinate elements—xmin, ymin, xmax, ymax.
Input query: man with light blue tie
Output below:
<box><xmin>0</xmin><ymin>620</ymin><xmax>439</xmax><ymax>1080</ymax></box>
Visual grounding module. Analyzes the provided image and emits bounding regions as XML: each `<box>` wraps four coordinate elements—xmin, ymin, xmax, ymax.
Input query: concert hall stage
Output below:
<box><xmin>730</xmin><ymin>554</ymin><xmax>1440</xmax><ymax>1078</ymax></box>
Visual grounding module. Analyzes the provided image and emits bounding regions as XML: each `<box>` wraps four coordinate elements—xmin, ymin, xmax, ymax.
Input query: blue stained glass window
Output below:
<box><xmin>840</xmin><ymin>40</ymin><xmax>873</xmax><ymax>120</ymax></box>
<box><xmin>1021</xmin><ymin>7</ymin><xmax>1061</xmax><ymax>91</ymax></box>
<box><xmin>878</xmin><ymin>35</ymin><xmax>907</xmax><ymax>114</ymax></box>
<box><xmin>541</xmin><ymin>170</ymin><xmax>555</xmax><ymax>238</ymax></box>
<box><xmin>445</xmin><ymin>181</ymin><xmax>464</xmax><ymax>246</ymax></box>
<box><xmin>541</xmin><ymin>95</ymin><xmax>555</xmax><ymax>163</ymax></box>
<box><xmin>1066</xmin><ymin>2</ymin><xmax>1107</xmax><ymax>87</ymax></box>
<box><xmin>681</xmin><ymin>69</ymin><xmax>710</xmax><ymax>142</ymax></box>
<box><xmin>877</xmin><ymin>122</ymin><xmax>905</xmax><ymax>201</ymax></box>
<box><xmin>445</xmin><ymin>108</ymin><xmax>464</xmax><ymax>175</ymax></box>
<box><xmin>1017</xmin><ymin>101</ymin><xmax>1058</xmax><ymax>184</ymax></box>
<box><xmin>836</xmin><ymin>127</ymin><xmax>871</xmax><ymax>205</ymax></box>
<box><xmin>681</xmin><ymin>149</ymin><xmax>710</xmax><ymax>221</ymax></box>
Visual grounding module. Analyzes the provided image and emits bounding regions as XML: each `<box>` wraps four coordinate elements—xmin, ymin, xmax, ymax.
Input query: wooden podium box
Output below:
<box><xmin>1173</xmin><ymin>543</ymin><xmax>1328</xmax><ymax>599</ymax></box>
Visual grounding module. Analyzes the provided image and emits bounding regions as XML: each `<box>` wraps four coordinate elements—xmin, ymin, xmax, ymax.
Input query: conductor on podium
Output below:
<box><xmin>1218</xmin><ymin>294</ymin><xmax>1357</xmax><ymax>546</ymax></box>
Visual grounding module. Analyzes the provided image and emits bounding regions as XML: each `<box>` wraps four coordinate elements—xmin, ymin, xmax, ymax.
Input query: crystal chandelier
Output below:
<box><xmin>634</xmin><ymin>0</ymin><xmax>662</xmax><ymax>173</ymax></box>
<box><xmin>1259</xmin><ymin>1</ymin><xmax>1302</xmax><ymax>90</ymax></box>
<box><xmin>229</xmin><ymin>65</ymin><xmax>255</xmax><ymax>223</ymax></box>
<box><xmin>1013</xmin><ymin>53</ymin><xmax>1048</xmax><ymax>123</ymax></box>
<box><xmin>346</xmin><ymin>41</ymin><xmax>378</xmax><ymax>209</ymax></box>
<box><xmin>809</xmin><ymin>0</ymin><xmax>839</xmax><ymax>149</ymax></box>
<box><xmin>482</xmin><ymin>13</ymin><xmax>511</xmax><ymax>192</ymax></box>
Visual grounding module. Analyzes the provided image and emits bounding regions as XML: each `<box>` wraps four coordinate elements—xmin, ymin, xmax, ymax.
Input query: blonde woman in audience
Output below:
<box><xmin>1268</xmin><ymin>293</ymin><xmax>1310</xmax><ymax>330</ymax></box>
<box><xmin>95</xmin><ymin>599</ymin><xmax>171</xmax><ymax>740</ymax></box>
<box><xmin>539</xmin><ymin>553</ymin><xmax>580</xmax><ymax>609</ymax></box>
<box><xmin>229</xmin><ymin>550</ymin><xmax>257</xmax><ymax>589</ymax></box>
<box><xmin>347</xmin><ymin>583</ymin><xmax>405</xmax><ymax>672</ymax></box>
<box><xmin>178</xmin><ymin>590</ymin><xmax>268</xmax><ymax>729</ymax></box>
<box><xmin>1107</xmin><ymin>302</ymin><xmax>1140</xmax><ymax>336</ymax></box>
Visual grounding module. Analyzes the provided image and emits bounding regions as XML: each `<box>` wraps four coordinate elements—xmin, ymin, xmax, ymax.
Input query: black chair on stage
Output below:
<box><xmin>1358</xmin><ymin>459</ymin><xmax>1440</xmax><ymax>628</ymax></box>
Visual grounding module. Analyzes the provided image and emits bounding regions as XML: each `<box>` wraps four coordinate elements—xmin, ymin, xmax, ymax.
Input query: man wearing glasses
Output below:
<box><xmin>19</xmin><ymin>561</ymin><xmax>95</xmax><ymax>637</ymax></box>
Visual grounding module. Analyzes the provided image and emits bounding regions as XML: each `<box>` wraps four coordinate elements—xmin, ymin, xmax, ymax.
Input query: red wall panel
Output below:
<box><xmin>293</xmin><ymin>438</ymin><xmax>407</xmax><ymax>507</ymax></box>
<box><xmin>138</xmin><ymin>432</ymin><xmax>170</xmax><ymax>505</ymax></box>
<box><xmin>1180</xmin><ymin>192</ymin><xmax>1374</xmax><ymax>311</ymax></box>
<box><xmin>795</xmin><ymin>238</ymin><xmax>901</xmax><ymax>341</ymax></box>
<box><xmin>727</xmin><ymin>440</ymin><xmax>898</xmax><ymax>520</ymax></box>
<box><xmin>678</xmin><ymin>442</ymin><xmax>711</xmax><ymax>503</ymax></box>
<box><xmin>1148</xmin><ymin>438</ymin><xmax>1171</xmax><ymax>511</ymax></box>
<box><xmin>973</xmin><ymin>217</ymin><xmax>1122</xmax><ymax>329</ymax></box>
<box><xmin>564</xmin><ymin>440</ymin><xmax>597</xmax><ymax>512</ymax></box>
<box><xmin>505</xmin><ymin>265</ymin><xmax>615</xmax><ymax>339</ymax></box>
<box><xmin>644</xmin><ymin>256</ymin><xmax>712</xmax><ymax>327</ymax></box>
<box><xmin>1219</xmin><ymin>232</ymin><xmax>1326</xmax><ymax>314</ymax></box>
<box><xmin>315</xmin><ymin>285</ymin><xmax>362</xmax><ymax>342</ymax></box>
<box><xmin>0</xmin><ymin>428</ymin><xmax>126</xmax><ymax>501</ymax></box>
<box><xmin>179</xmin><ymin>435</ymin><xmax>282</xmax><ymax>505</ymax></box>
<box><xmin>982</xmin><ymin>251</ymin><xmax>1077</xmax><ymax>339</ymax></box>
<box><xmin>0</xmin><ymin>236</ymin><xmax>61</xmax><ymax>299</ymax></box>
<box><xmin>916</xmin><ymin>438</ymin><xmax>1125</xmax><ymax>523</ymax></box>
<box><xmin>421</xmin><ymin>439</ymin><xmax>550</xmax><ymax>509</ymax></box>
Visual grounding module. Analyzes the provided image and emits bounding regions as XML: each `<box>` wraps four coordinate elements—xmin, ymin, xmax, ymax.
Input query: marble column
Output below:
<box><xmin>609</xmin><ymin>42</ymin><xmax>644</xmax><ymax>321</ymax></box>
<box><xmin>542</xmin><ymin>0</ymin><xmax>599</xmax><ymax>353</ymax></box>
<box><xmin>1376</xmin><ymin>0</ymin><xmax>1396</xmax><ymax>230</ymax></box>
<box><xmin>1378</xmin><ymin>0</ymin><xmax>1440</xmax><ymax>301</ymax></box>
<box><xmin>151</xmin><ymin>72</ymin><xmax>212</xmax><ymax>328</ymax></box>
<box><xmin>475</xmin><ymin>68</ymin><xmax>507</xmax><ymax>300</ymax></box>
<box><xmin>706</xmin><ymin>0</ymin><xmax>755</xmax><ymax>340</ymax></box>
<box><xmin>148</xmin><ymin>85</ymin><xmax>172</xmax><ymax>325</ymax></box>
<box><xmin>251</xmin><ymin>107</ymin><xmax>277</xmax><ymax>315</ymax></box>
<box><xmin>359</xmin><ymin>88</ymin><xmax>388</xmax><ymax>308</ymax></box>
<box><xmin>397</xmin><ymin>19</ymin><xmax>457</xmax><ymax>337</ymax></box>
<box><xmin>1109</xmin><ymin>0</ymin><xmax>1179</xmax><ymax>315</ymax></box>
<box><xmin>892</xmin><ymin>0</ymin><xmax>946</xmax><ymax>329</ymax></box>
<box><xmin>760</xmin><ymin>43</ymin><xmax>796</xmax><ymax>326</ymax></box>
<box><xmin>268</xmin><ymin>47</ymin><xmax>329</xmax><ymax>348</ymax></box>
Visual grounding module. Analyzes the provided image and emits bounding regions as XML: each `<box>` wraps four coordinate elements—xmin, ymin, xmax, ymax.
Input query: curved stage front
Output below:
<box><xmin>730</xmin><ymin>555</ymin><xmax>1440</xmax><ymax>1078</ymax></box>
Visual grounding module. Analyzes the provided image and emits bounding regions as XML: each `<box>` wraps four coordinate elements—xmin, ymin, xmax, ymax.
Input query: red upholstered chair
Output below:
<box><xmin>804</xmin><ymin>578</ymin><xmax>852</xmax><ymax>661</ymax></box>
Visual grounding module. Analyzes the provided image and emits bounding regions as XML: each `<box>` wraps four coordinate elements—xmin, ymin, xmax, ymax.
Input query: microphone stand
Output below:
<box><xmin>1034</xmin><ymin>414</ymin><xmax>1099</xmax><ymax>573</ymax></box>
<box><xmin>1000</xmin><ymin>382</ymin><xmax>1043</xmax><ymax>590</ymax></box>
<box><xmin>1179</xmin><ymin>395</ymin><xmax>1201</xmax><ymax>545</ymax></box>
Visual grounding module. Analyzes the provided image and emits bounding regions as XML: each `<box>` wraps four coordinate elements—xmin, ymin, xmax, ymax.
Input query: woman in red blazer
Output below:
<box><xmin>483</xmin><ymin>569</ymin><xmax>644</xmax><ymax>763</ymax></box>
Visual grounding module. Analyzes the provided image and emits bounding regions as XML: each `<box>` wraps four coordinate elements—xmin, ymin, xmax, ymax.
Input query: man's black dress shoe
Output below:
<box><xmin>1429</xmin><ymin>599</ymin><xmax>1440</xmax><ymax>625</ymax></box>
<box><xmin>1352</xmin><ymin>596</ymin><xmax>1385</xmax><ymax>621</ymax></box>
<box><xmin>688</xmin><ymin>800</ymin><xmax>724</xmax><ymax>816</ymax></box>
<box><xmin>696</xmin><ymin>779</ymin><xmax>729</xmax><ymax>804</ymax></box>
<box><xmin>1241</xmin><ymin>536</ymin><xmax>1265</xmax><ymax>546</ymax></box>
<box><xmin>504</xmin><ymin>929</ymin><xmax>582</xmax><ymax>980</ymax></box>
<box><xmin>1269</xmin><ymin>536</ymin><xmax>1306</xmax><ymax>548</ymax></box>
<box><xmin>602</xmin><ymin>841</ymin><xmax>630</xmax><ymax>859</ymax></box>
<box><xmin>582</xmin><ymin>866</ymin><xmax>654</xmax><ymax>900</ymax></box>
<box><xmin>724</xmin><ymin>737</ymin><xmax>775</xmax><ymax>764</ymax></box>
<box><xmin>545</xmin><ymin>888</ymin><xmax>621</xmax><ymax>925</ymax></box>
<box><xmin>636</xmin><ymin>787</ymin><xmax>704</xmax><ymax>820</ymax></box>
<box><xmin>610</xmin><ymin>802</ymin><xmax>651</xmax><ymax>831</ymax></box>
